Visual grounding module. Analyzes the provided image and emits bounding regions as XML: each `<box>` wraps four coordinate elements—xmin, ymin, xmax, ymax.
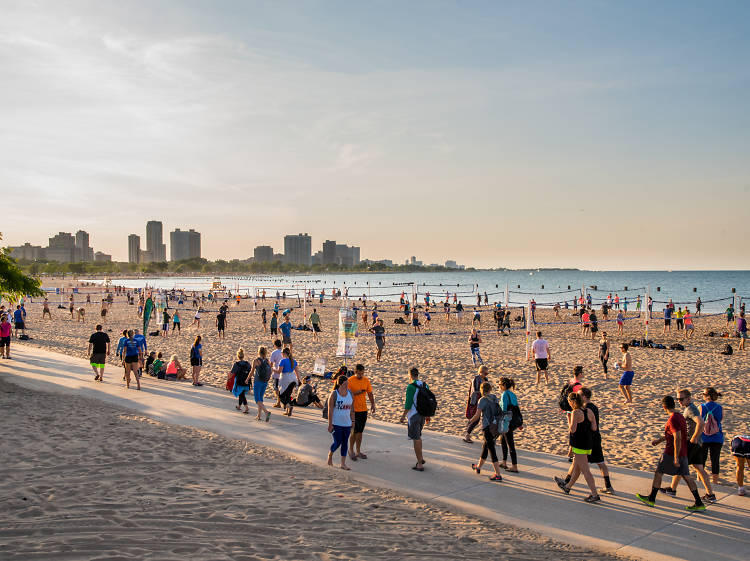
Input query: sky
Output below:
<box><xmin>1</xmin><ymin>0</ymin><xmax>749</xmax><ymax>269</ymax></box>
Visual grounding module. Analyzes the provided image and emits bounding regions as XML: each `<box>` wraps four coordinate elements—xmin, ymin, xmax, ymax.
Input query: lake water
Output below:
<box><xmin>81</xmin><ymin>270</ymin><xmax>749</xmax><ymax>313</ymax></box>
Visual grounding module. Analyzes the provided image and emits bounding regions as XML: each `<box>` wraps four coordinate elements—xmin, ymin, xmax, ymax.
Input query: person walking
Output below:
<box><xmin>347</xmin><ymin>364</ymin><xmax>375</xmax><ymax>461</ymax></box>
<box><xmin>270</xmin><ymin>339</ymin><xmax>284</xmax><ymax>408</ymax></box>
<box><xmin>308</xmin><ymin>308</ymin><xmax>322</xmax><ymax>342</ymax></box>
<box><xmin>463</xmin><ymin>365</ymin><xmax>488</xmax><ymax>443</ymax></box>
<box><xmin>467</xmin><ymin>381</ymin><xmax>503</xmax><ymax>482</ymax></box>
<box><xmin>636</xmin><ymin>395</ymin><xmax>706</xmax><ymax>512</ymax></box>
<box><xmin>190</xmin><ymin>335</ymin><xmax>203</xmax><ymax>386</ymax></box>
<box><xmin>554</xmin><ymin>392</ymin><xmax>600</xmax><ymax>503</ymax></box>
<box><xmin>87</xmin><ymin>324</ymin><xmax>110</xmax><ymax>382</ymax></box>
<box><xmin>121</xmin><ymin>330</ymin><xmax>142</xmax><ymax>391</ymax></box>
<box><xmin>468</xmin><ymin>328</ymin><xmax>483</xmax><ymax>365</ymax></box>
<box><xmin>700</xmin><ymin>387</ymin><xmax>724</xmax><ymax>485</ymax></box>
<box><xmin>229</xmin><ymin>348</ymin><xmax>252</xmax><ymax>414</ymax></box>
<box><xmin>531</xmin><ymin>331</ymin><xmax>551</xmax><ymax>385</ymax></box>
<box><xmin>216</xmin><ymin>308</ymin><xmax>227</xmax><ymax>340</ymax></box>
<box><xmin>661</xmin><ymin>389</ymin><xmax>715</xmax><ymax>502</ymax></box>
<box><xmin>617</xmin><ymin>343</ymin><xmax>634</xmax><ymax>404</ymax></box>
<box><xmin>261</xmin><ymin>308</ymin><xmax>267</xmax><ymax>333</ymax></box>
<box><xmin>737</xmin><ymin>311</ymin><xmax>747</xmax><ymax>350</ymax></box>
<box><xmin>598</xmin><ymin>332</ymin><xmax>609</xmax><ymax>379</ymax></box>
<box><xmin>731</xmin><ymin>435</ymin><xmax>750</xmax><ymax>495</ymax></box>
<box><xmin>0</xmin><ymin>314</ymin><xmax>11</xmax><ymax>359</ymax></box>
<box><xmin>251</xmin><ymin>346</ymin><xmax>272</xmax><ymax>421</ymax></box>
<box><xmin>399</xmin><ymin>367</ymin><xmax>429</xmax><ymax>471</ymax></box>
<box><xmin>499</xmin><ymin>377</ymin><xmax>521</xmax><ymax>473</ymax></box>
<box><xmin>269</xmin><ymin>311</ymin><xmax>278</xmax><ymax>336</ymax></box>
<box><xmin>280</xmin><ymin>316</ymin><xmax>293</xmax><ymax>352</ymax></box>
<box><xmin>684</xmin><ymin>308</ymin><xmax>695</xmax><ymax>339</ymax></box>
<box><xmin>278</xmin><ymin>347</ymin><xmax>302</xmax><ymax>416</ymax></box>
<box><xmin>327</xmin><ymin>374</ymin><xmax>354</xmax><ymax>470</ymax></box>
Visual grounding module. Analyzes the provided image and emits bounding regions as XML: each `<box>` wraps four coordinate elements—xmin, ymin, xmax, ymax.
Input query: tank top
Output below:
<box><xmin>569</xmin><ymin>407</ymin><xmax>594</xmax><ymax>450</ymax></box>
<box><xmin>166</xmin><ymin>361</ymin><xmax>178</xmax><ymax>374</ymax></box>
<box><xmin>470</xmin><ymin>334</ymin><xmax>479</xmax><ymax>348</ymax></box>
<box><xmin>331</xmin><ymin>390</ymin><xmax>353</xmax><ymax>427</ymax></box>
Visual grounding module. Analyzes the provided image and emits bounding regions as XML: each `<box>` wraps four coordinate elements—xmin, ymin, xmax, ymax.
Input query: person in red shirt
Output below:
<box><xmin>636</xmin><ymin>395</ymin><xmax>706</xmax><ymax>511</ymax></box>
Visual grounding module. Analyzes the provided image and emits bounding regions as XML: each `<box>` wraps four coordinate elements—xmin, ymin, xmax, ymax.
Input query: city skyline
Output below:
<box><xmin>1</xmin><ymin>2</ymin><xmax>749</xmax><ymax>269</ymax></box>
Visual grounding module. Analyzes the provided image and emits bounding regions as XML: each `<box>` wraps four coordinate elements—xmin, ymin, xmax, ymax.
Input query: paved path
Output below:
<box><xmin>2</xmin><ymin>344</ymin><xmax>748</xmax><ymax>561</ymax></box>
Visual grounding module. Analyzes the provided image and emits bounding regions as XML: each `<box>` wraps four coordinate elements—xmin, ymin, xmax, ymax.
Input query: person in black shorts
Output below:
<box><xmin>347</xmin><ymin>363</ymin><xmax>375</xmax><ymax>461</ymax></box>
<box><xmin>216</xmin><ymin>310</ymin><xmax>227</xmax><ymax>340</ymax></box>
<box><xmin>87</xmin><ymin>324</ymin><xmax>110</xmax><ymax>382</ymax></box>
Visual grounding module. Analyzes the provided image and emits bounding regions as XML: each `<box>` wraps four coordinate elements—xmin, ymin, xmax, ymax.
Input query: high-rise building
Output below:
<box><xmin>46</xmin><ymin>232</ymin><xmax>76</xmax><ymax>262</ymax></box>
<box><xmin>94</xmin><ymin>251</ymin><xmax>112</xmax><ymax>262</ymax></box>
<box><xmin>145</xmin><ymin>221</ymin><xmax>166</xmax><ymax>262</ymax></box>
<box><xmin>128</xmin><ymin>234</ymin><xmax>141</xmax><ymax>264</ymax></box>
<box><xmin>253</xmin><ymin>245</ymin><xmax>274</xmax><ymax>263</ymax></box>
<box><xmin>9</xmin><ymin>243</ymin><xmax>45</xmax><ymax>261</ymax></box>
<box><xmin>74</xmin><ymin>230</ymin><xmax>93</xmax><ymax>262</ymax></box>
<box><xmin>283</xmin><ymin>233</ymin><xmax>311</xmax><ymax>266</ymax></box>
<box><xmin>322</xmin><ymin>240</ymin><xmax>337</xmax><ymax>265</ymax></box>
<box><xmin>170</xmin><ymin>228</ymin><xmax>201</xmax><ymax>261</ymax></box>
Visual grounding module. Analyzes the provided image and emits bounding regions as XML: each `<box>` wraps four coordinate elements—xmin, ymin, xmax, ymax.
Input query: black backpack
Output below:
<box><xmin>558</xmin><ymin>382</ymin><xmax>578</xmax><ymax>411</ymax></box>
<box><xmin>413</xmin><ymin>382</ymin><xmax>437</xmax><ymax>417</ymax></box>
<box><xmin>722</xmin><ymin>344</ymin><xmax>733</xmax><ymax>356</ymax></box>
<box><xmin>255</xmin><ymin>358</ymin><xmax>272</xmax><ymax>382</ymax></box>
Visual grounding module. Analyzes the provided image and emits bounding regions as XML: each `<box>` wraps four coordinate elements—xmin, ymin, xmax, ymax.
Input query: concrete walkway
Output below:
<box><xmin>2</xmin><ymin>344</ymin><xmax>748</xmax><ymax>561</ymax></box>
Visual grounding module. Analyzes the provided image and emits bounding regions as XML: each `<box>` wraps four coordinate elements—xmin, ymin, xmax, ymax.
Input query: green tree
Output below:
<box><xmin>0</xmin><ymin>234</ymin><xmax>44</xmax><ymax>302</ymax></box>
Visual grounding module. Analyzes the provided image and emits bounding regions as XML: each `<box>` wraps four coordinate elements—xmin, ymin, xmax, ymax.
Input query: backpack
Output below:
<box><xmin>670</xmin><ymin>343</ymin><xmax>685</xmax><ymax>351</ymax></box>
<box><xmin>413</xmin><ymin>382</ymin><xmax>437</xmax><ymax>417</ymax></box>
<box><xmin>722</xmin><ymin>344</ymin><xmax>733</xmax><ymax>355</ymax></box>
<box><xmin>255</xmin><ymin>358</ymin><xmax>272</xmax><ymax>383</ymax></box>
<box><xmin>509</xmin><ymin>403</ymin><xmax>523</xmax><ymax>430</ymax></box>
<box><xmin>558</xmin><ymin>382</ymin><xmax>579</xmax><ymax>412</ymax></box>
<box><xmin>703</xmin><ymin>403</ymin><xmax>720</xmax><ymax>436</ymax></box>
<box><xmin>487</xmin><ymin>396</ymin><xmax>512</xmax><ymax>439</ymax></box>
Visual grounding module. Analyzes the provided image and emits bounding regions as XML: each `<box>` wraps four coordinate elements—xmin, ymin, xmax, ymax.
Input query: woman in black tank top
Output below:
<box><xmin>598</xmin><ymin>332</ymin><xmax>609</xmax><ymax>378</ymax></box>
<box><xmin>555</xmin><ymin>392</ymin><xmax>601</xmax><ymax>503</ymax></box>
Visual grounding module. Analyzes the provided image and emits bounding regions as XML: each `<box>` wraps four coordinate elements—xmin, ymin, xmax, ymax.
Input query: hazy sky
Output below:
<box><xmin>1</xmin><ymin>0</ymin><xmax>748</xmax><ymax>268</ymax></box>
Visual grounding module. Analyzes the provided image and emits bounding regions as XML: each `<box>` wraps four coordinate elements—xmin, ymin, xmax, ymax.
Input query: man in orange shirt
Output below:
<box><xmin>348</xmin><ymin>363</ymin><xmax>376</xmax><ymax>461</ymax></box>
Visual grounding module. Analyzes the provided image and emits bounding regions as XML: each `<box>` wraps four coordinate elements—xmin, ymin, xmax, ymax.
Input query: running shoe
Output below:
<box><xmin>635</xmin><ymin>493</ymin><xmax>655</xmax><ymax>507</ymax></box>
<box><xmin>554</xmin><ymin>476</ymin><xmax>570</xmax><ymax>494</ymax></box>
<box><xmin>584</xmin><ymin>495</ymin><xmax>601</xmax><ymax>503</ymax></box>
<box><xmin>599</xmin><ymin>487</ymin><xmax>616</xmax><ymax>495</ymax></box>
<box><xmin>702</xmin><ymin>493</ymin><xmax>717</xmax><ymax>503</ymax></box>
<box><xmin>685</xmin><ymin>503</ymin><xmax>706</xmax><ymax>512</ymax></box>
<box><xmin>739</xmin><ymin>487</ymin><xmax>746</xmax><ymax>496</ymax></box>
<box><xmin>659</xmin><ymin>487</ymin><xmax>677</xmax><ymax>497</ymax></box>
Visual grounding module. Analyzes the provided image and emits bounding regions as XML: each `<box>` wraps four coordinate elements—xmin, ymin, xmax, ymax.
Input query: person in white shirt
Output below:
<box><xmin>531</xmin><ymin>331</ymin><xmax>551</xmax><ymax>385</ymax></box>
<box><xmin>269</xmin><ymin>339</ymin><xmax>284</xmax><ymax>408</ymax></box>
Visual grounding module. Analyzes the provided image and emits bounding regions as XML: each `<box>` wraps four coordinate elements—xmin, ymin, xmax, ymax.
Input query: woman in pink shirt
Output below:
<box><xmin>683</xmin><ymin>309</ymin><xmax>695</xmax><ymax>340</ymax></box>
<box><xmin>0</xmin><ymin>314</ymin><xmax>12</xmax><ymax>359</ymax></box>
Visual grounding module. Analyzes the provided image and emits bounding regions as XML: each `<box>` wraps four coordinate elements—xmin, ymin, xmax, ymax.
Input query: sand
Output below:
<box><xmin>0</xmin><ymin>377</ymin><xmax>622</xmax><ymax>560</ymax></box>
<box><xmin>10</xmin><ymin>286</ymin><xmax>750</xmax><ymax>480</ymax></box>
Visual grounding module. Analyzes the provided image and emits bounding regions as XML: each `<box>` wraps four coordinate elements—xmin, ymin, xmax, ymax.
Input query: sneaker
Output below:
<box><xmin>659</xmin><ymin>487</ymin><xmax>676</xmax><ymax>497</ymax></box>
<box><xmin>685</xmin><ymin>502</ymin><xmax>706</xmax><ymax>512</ymax></box>
<box><xmin>600</xmin><ymin>487</ymin><xmax>616</xmax><ymax>496</ymax></box>
<box><xmin>702</xmin><ymin>493</ymin><xmax>717</xmax><ymax>503</ymax></box>
<box><xmin>739</xmin><ymin>487</ymin><xmax>746</xmax><ymax>496</ymax></box>
<box><xmin>554</xmin><ymin>476</ymin><xmax>570</xmax><ymax>494</ymax></box>
<box><xmin>635</xmin><ymin>493</ymin><xmax>655</xmax><ymax>507</ymax></box>
<box><xmin>584</xmin><ymin>494</ymin><xmax>601</xmax><ymax>503</ymax></box>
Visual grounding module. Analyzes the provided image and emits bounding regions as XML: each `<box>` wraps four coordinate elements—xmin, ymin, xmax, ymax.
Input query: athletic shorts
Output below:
<box><xmin>354</xmin><ymin>410</ymin><xmax>368</xmax><ymax>433</ymax></box>
<box><xmin>740</xmin><ymin>331</ymin><xmax>748</xmax><ymax>339</ymax></box>
<box><xmin>312</xmin><ymin>324</ymin><xmax>321</xmax><ymax>332</ymax></box>
<box><xmin>731</xmin><ymin>436</ymin><xmax>750</xmax><ymax>457</ymax></box>
<box><xmin>282</xmin><ymin>334</ymin><xmax>292</xmax><ymax>344</ymax></box>
<box><xmin>686</xmin><ymin>324</ymin><xmax>694</xmax><ymax>330</ymax></box>
<box><xmin>101</xmin><ymin>309</ymin><xmax>107</xmax><ymax>317</ymax></box>
<box><xmin>190</xmin><ymin>357</ymin><xmax>202</xmax><ymax>366</ymax></box>
<box><xmin>162</xmin><ymin>323</ymin><xmax>169</xmax><ymax>331</ymax></box>
<box><xmin>664</xmin><ymin>319</ymin><xmax>671</xmax><ymax>326</ymax></box>
<box><xmin>587</xmin><ymin>434</ymin><xmax>604</xmax><ymax>464</ymax></box>
<box><xmin>90</xmin><ymin>353</ymin><xmax>106</xmax><ymax>367</ymax></box>
<box><xmin>0</xmin><ymin>336</ymin><xmax>10</xmax><ymax>347</ymax></box>
<box><xmin>376</xmin><ymin>338</ymin><xmax>385</xmax><ymax>349</ymax></box>
<box><xmin>656</xmin><ymin>453</ymin><xmax>689</xmax><ymax>476</ymax></box>
<box><xmin>253</xmin><ymin>380</ymin><xmax>268</xmax><ymax>403</ymax></box>
<box><xmin>619</xmin><ymin>370</ymin><xmax>634</xmax><ymax>385</ymax></box>
<box><xmin>407</xmin><ymin>414</ymin><xmax>425</xmax><ymax>440</ymax></box>
<box><xmin>535</xmin><ymin>358</ymin><xmax>548</xmax><ymax>370</ymax></box>
<box><xmin>124</xmin><ymin>355</ymin><xmax>139</xmax><ymax>364</ymax></box>
<box><xmin>270</xmin><ymin>327</ymin><xmax>278</xmax><ymax>335</ymax></box>
<box><xmin>687</xmin><ymin>441</ymin><xmax>706</xmax><ymax>465</ymax></box>
<box><xmin>15</xmin><ymin>322</ymin><xmax>25</xmax><ymax>330</ymax></box>
<box><xmin>217</xmin><ymin>325</ymin><xmax>225</xmax><ymax>332</ymax></box>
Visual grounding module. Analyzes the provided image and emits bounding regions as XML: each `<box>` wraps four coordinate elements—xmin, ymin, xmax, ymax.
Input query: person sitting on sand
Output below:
<box><xmin>165</xmin><ymin>354</ymin><xmax>188</xmax><ymax>380</ymax></box>
<box><xmin>292</xmin><ymin>375</ymin><xmax>323</xmax><ymax>408</ymax></box>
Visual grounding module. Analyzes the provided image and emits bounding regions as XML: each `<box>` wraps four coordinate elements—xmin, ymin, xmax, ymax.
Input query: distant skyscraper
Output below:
<box><xmin>128</xmin><ymin>234</ymin><xmax>141</xmax><ymax>264</ymax></box>
<box><xmin>322</xmin><ymin>240</ymin><xmax>337</xmax><ymax>265</ymax></box>
<box><xmin>146</xmin><ymin>221</ymin><xmax>166</xmax><ymax>262</ymax></box>
<box><xmin>74</xmin><ymin>230</ymin><xmax>93</xmax><ymax>262</ymax></box>
<box><xmin>283</xmin><ymin>233</ymin><xmax>311</xmax><ymax>266</ymax></box>
<box><xmin>46</xmin><ymin>232</ymin><xmax>76</xmax><ymax>262</ymax></box>
<box><xmin>253</xmin><ymin>245</ymin><xmax>274</xmax><ymax>263</ymax></box>
<box><xmin>170</xmin><ymin>228</ymin><xmax>201</xmax><ymax>261</ymax></box>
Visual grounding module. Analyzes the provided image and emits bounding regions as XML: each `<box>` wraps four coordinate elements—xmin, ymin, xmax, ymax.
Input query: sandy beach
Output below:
<box><xmin>9</xmin><ymin>287</ymin><xmax>750</xmax><ymax>480</ymax></box>
<box><xmin>0</xmin><ymin>376</ymin><xmax>624</xmax><ymax>560</ymax></box>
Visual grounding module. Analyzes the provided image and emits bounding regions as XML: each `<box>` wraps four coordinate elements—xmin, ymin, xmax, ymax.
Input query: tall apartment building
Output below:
<box><xmin>253</xmin><ymin>245</ymin><xmax>274</xmax><ymax>263</ymax></box>
<box><xmin>46</xmin><ymin>232</ymin><xmax>76</xmax><ymax>262</ymax></box>
<box><xmin>322</xmin><ymin>240</ymin><xmax>337</xmax><ymax>265</ymax></box>
<box><xmin>128</xmin><ymin>234</ymin><xmax>141</xmax><ymax>264</ymax></box>
<box><xmin>146</xmin><ymin>221</ymin><xmax>167</xmax><ymax>262</ymax></box>
<box><xmin>75</xmin><ymin>230</ymin><xmax>94</xmax><ymax>262</ymax></box>
<box><xmin>170</xmin><ymin>228</ymin><xmax>201</xmax><ymax>261</ymax></box>
<box><xmin>283</xmin><ymin>233</ymin><xmax>311</xmax><ymax>266</ymax></box>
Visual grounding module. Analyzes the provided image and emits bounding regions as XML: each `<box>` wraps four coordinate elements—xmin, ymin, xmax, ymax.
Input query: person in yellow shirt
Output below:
<box><xmin>347</xmin><ymin>364</ymin><xmax>376</xmax><ymax>461</ymax></box>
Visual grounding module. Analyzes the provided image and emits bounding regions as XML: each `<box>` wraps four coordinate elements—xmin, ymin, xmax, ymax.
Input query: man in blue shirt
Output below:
<box><xmin>663</xmin><ymin>306</ymin><xmax>673</xmax><ymax>334</ymax></box>
<box><xmin>280</xmin><ymin>317</ymin><xmax>293</xmax><ymax>352</ymax></box>
<box><xmin>13</xmin><ymin>306</ymin><xmax>26</xmax><ymax>337</ymax></box>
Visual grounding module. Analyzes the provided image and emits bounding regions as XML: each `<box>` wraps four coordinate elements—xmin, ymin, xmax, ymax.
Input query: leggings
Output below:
<box><xmin>599</xmin><ymin>356</ymin><xmax>608</xmax><ymax>374</ymax></box>
<box><xmin>466</xmin><ymin>416</ymin><xmax>480</xmax><ymax>436</ymax></box>
<box><xmin>470</xmin><ymin>347</ymin><xmax>483</xmax><ymax>365</ymax></box>
<box><xmin>501</xmin><ymin>430</ymin><xmax>517</xmax><ymax>465</ymax></box>
<box><xmin>238</xmin><ymin>392</ymin><xmax>247</xmax><ymax>407</ymax></box>
<box><xmin>172</xmin><ymin>322</ymin><xmax>180</xmax><ymax>332</ymax></box>
<box><xmin>330</xmin><ymin>425</ymin><xmax>351</xmax><ymax>457</ymax></box>
<box><xmin>481</xmin><ymin>427</ymin><xmax>498</xmax><ymax>463</ymax></box>
<box><xmin>279</xmin><ymin>382</ymin><xmax>297</xmax><ymax>407</ymax></box>
<box><xmin>702</xmin><ymin>442</ymin><xmax>722</xmax><ymax>475</ymax></box>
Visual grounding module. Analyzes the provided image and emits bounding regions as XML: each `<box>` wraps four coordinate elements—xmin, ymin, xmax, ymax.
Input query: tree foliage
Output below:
<box><xmin>1</xmin><ymin>234</ymin><xmax>44</xmax><ymax>302</ymax></box>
